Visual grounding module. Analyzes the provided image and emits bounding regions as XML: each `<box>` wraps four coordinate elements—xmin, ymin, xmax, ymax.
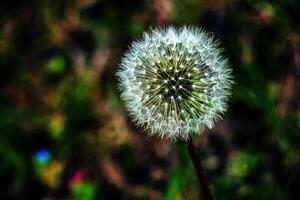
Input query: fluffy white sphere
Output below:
<box><xmin>117</xmin><ymin>26</ymin><xmax>233</xmax><ymax>140</ymax></box>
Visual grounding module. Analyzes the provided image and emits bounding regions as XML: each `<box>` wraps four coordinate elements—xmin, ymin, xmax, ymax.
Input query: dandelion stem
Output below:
<box><xmin>187</xmin><ymin>136</ymin><xmax>213</xmax><ymax>200</ymax></box>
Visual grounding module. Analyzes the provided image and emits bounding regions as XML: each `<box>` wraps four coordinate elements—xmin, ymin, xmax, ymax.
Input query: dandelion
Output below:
<box><xmin>117</xmin><ymin>26</ymin><xmax>233</xmax><ymax>200</ymax></box>
<box><xmin>117</xmin><ymin>26</ymin><xmax>233</xmax><ymax>140</ymax></box>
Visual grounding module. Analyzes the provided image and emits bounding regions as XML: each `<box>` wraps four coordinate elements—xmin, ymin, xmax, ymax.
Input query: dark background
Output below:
<box><xmin>0</xmin><ymin>0</ymin><xmax>300</xmax><ymax>199</ymax></box>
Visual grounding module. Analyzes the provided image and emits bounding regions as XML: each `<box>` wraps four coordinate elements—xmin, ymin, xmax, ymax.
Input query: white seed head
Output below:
<box><xmin>117</xmin><ymin>26</ymin><xmax>233</xmax><ymax>141</ymax></box>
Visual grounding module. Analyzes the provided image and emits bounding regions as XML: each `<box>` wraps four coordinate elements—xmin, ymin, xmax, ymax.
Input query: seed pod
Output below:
<box><xmin>117</xmin><ymin>26</ymin><xmax>233</xmax><ymax>140</ymax></box>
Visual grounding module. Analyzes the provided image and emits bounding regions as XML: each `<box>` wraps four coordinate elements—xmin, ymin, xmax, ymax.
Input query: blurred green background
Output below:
<box><xmin>1</xmin><ymin>0</ymin><xmax>300</xmax><ymax>199</ymax></box>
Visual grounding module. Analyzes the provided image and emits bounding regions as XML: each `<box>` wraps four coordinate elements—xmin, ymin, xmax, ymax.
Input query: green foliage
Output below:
<box><xmin>72</xmin><ymin>182</ymin><xmax>96</xmax><ymax>200</ymax></box>
<box><xmin>46</xmin><ymin>55</ymin><xmax>66</xmax><ymax>74</ymax></box>
<box><xmin>227</xmin><ymin>152</ymin><xmax>259</xmax><ymax>178</ymax></box>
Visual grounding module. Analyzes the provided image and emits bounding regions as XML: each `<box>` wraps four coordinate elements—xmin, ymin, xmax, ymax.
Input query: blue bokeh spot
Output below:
<box><xmin>35</xmin><ymin>149</ymin><xmax>50</xmax><ymax>164</ymax></box>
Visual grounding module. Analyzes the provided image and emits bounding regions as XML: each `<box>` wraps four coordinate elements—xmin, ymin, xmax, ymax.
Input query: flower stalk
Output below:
<box><xmin>187</xmin><ymin>136</ymin><xmax>213</xmax><ymax>200</ymax></box>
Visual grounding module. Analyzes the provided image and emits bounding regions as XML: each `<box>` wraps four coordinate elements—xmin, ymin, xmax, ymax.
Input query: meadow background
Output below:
<box><xmin>0</xmin><ymin>0</ymin><xmax>300</xmax><ymax>199</ymax></box>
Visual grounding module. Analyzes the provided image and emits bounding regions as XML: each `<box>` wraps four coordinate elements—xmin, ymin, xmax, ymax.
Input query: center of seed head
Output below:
<box><xmin>156</xmin><ymin>67</ymin><xmax>193</xmax><ymax>102</ymax></box>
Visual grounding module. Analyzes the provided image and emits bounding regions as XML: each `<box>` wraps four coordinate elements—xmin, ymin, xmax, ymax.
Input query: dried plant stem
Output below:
<box><xmin>187</xmin><ymin>136</ymin><xmax>213</xmax><ymax>200</ymax></box>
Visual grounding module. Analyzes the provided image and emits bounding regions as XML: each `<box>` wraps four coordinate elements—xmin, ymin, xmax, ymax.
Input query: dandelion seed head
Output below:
<box><xmin>117</xmin><ymin>26</ymin><xmax>233</xmax><ymax>140</ymax></box>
